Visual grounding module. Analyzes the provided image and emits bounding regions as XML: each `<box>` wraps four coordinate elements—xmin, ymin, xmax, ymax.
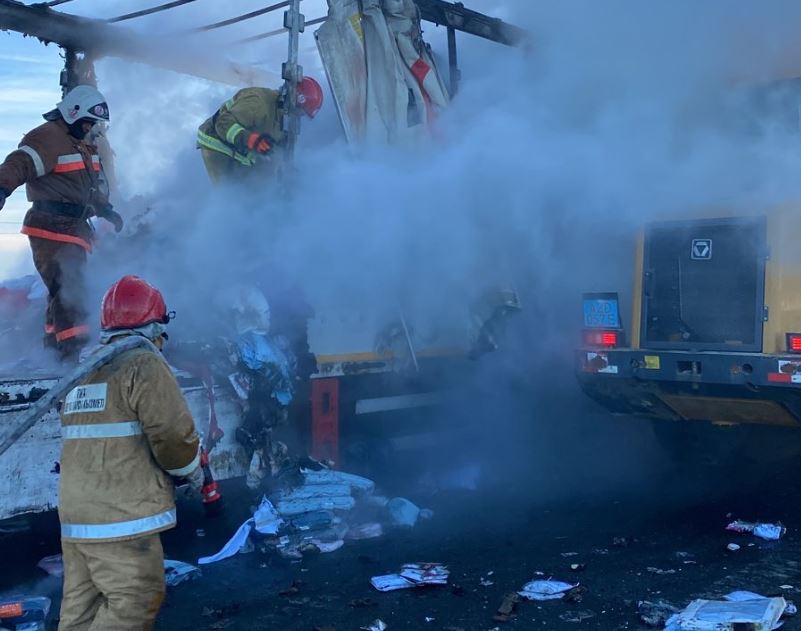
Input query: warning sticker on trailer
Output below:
<box><xmin>778</xmin><ymin>360</ymin><xmax>801</xmax><ymax>376</ymax></box>
<box><xmin>585</xmin><ymin>352</ymin><xmax>619</xmax><ymax>374</ymax></box>
<box><xmin>644</xmin><ymin>355</ymin><xmax>661</xmax><ymax>370</ymax></box>
<box><xmin>64</xmin><ymin>383</ymin><xmax>108</xmax><ymax>415</ymax></box>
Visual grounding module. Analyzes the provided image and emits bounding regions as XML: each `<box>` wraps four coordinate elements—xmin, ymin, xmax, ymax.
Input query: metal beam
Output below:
<box><xmin>446</xmin><ymin>25</ymin><xmax>459</xmax><ymax>95</ymax></box>
<box><xmin>0</xmin><ymin>0</ymin><xmax>277</xmax><ymax>86</ymax></box>
<box><xmin>414</xmin><ymin>0</ymin><xmax>526</xmax><ymax>47</ymax></box>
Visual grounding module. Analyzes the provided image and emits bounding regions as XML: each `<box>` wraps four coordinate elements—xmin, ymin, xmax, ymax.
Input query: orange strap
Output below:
<box><xmin>21</xmin><ymin>226</ymin><xmax>92</xmax><ymax>253</ymax></box>
<box><xmin>56</xmin><ymin>325</ymin><xmax>89</xmax><ymax>342</ymax></box>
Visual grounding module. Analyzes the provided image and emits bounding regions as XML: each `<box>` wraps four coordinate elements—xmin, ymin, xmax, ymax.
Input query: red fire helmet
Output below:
<box><xmin>101</xmin><ymin>275</ymin><xmax>170</xmax><ymax>330</ymax></box>
<box><xmin>297</xmin><ymin>76</ymin><xmax>323</xmax><ymax>118</ymax></box>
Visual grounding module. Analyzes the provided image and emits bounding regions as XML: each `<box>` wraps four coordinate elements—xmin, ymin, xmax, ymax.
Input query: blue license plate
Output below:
<box><xmin>583</xmin><ymin>294</ymin><xmax>620</xmax><ymax>328</ymax></box>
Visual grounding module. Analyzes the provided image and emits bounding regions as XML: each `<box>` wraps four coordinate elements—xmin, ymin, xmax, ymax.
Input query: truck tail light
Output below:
<box><xmin>583</xmin><ymin>329</ymin><xmax>619</xmax><ymax>348</ymax></box>
<box><xmin>787</xmin><ymin>333</ymin><xmax>801</xmax><ymax>353</ymax></box>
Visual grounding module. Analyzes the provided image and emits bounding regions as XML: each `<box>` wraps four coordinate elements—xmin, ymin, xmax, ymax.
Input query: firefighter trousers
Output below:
<box><xmin>29</xmin><ymin>236</ymin><xmax>88</xmax><ymax>353</ymax></box>
<box><xmin>59</xmin><ymin>534</ymin><xmax>165</xmax><ymax>631</ymax></box>
<box><xmin>200</xmin><ymin>147</ymin><xmax>236</xmax><ymax>184</ymax></box>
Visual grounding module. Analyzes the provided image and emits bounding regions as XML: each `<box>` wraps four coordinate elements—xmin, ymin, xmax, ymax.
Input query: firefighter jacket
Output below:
<box><xmin>0</xmin><ymin>118</ymin><xmax>109</xmax><ymax>253</ymax></box>
<box><xmin>197</xmin><ymin>88</ymin><xmax>286</xmax><ymax>167</ymax></box>
<box><xmin>58</xmin><ymin>345</ymin><xmax>200</xmax><ymax>543</ymax></box>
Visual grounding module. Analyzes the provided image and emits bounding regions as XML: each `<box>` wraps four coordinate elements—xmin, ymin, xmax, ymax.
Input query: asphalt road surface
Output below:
<box><xmin>3</xmin><ymin>458</ymin><xmax>801</xmax><ymax>631</ymax></box>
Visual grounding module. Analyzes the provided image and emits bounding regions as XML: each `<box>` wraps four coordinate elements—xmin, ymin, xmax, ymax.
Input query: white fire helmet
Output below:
<box><xmin>57</xmin><ymin>85</ymin><xmax>110</xmax><ymax>124</ymax></box>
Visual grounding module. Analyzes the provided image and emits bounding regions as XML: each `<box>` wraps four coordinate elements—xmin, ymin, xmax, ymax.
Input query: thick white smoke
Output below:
<box><xmin>3</xmin><ymin>0</ymin><xmax>801</xmax><ymax>493</ymax></box>
<box><xmin>81</xmin><ymin>1</ymin><xmax>801</xmax><ymax>349</ymax></box>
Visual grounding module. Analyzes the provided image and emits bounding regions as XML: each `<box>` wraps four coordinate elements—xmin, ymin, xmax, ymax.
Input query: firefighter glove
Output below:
<box><xmin>98</xmin><ymin>205</ymin><xmax>124</xmax><ymax>233</ymax></box>
<box><xmin>181</xmin><ymin>464</ymin><xmax>205</xmax><ymax>495</ymax></box>
<box><xmin>246</xmin><ymin>132</ymin><xmax>272</xmax><ymax>155</ymax></box>
<box><xmin>0</xmin><ymin>189</ymin><xmax>7</xmax><ymax>211</ymax></box>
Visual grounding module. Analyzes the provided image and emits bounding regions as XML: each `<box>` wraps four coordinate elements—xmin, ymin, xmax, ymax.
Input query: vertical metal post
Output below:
<box><xmin>60</xmin><ymin>48</ymin><xmax>98</xmax><ymax>96</ymax></box>
<box><xmin>282</xmin><ymin>0</ymin><xmax>305</xmax><ymax>162</ymax></box>
<box><xmin>60</xmin><ymin>48</ymin><xmax>77</xmax><ymax>96</ymax></box>
<box><xmin>447</xmin><ymin>26</ymin><xmax>460</xmax><ymax>96</ymax></box>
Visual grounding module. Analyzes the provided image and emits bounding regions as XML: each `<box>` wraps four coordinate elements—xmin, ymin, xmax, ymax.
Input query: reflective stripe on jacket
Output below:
<box><xmin>197</xmin><ymin>87</ymin><xmax>286</xmax><ymax>166</ymax></box>
<box><xmin>58</xmin><ymin>345</ymin><xmax>200</xmax><ymax>543</ymax></box>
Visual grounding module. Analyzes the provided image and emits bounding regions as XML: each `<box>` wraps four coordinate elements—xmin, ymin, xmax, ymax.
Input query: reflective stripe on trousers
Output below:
<box><xmin>61</xmin><ymin>509</ymin><xmax>177</xmax><ymax>540</ymax></box>
<box><xmin>196</xmin><ymin>130</ymin><xmax>255</xmax><ymax>166</ymax></box>
<box><xmin>62</xmin><ymin>421</ymin><xmax>142</xmax><ymax>439</ymax></box>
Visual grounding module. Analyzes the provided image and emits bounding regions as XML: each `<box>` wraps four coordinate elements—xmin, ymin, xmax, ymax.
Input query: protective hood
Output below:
<box><xmin>99</xmin><ymin>322</ymin><xmax>167</xmax><ymax>345</ymax></box>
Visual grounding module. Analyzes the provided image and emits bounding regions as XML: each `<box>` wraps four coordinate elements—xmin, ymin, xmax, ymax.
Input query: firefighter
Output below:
<box><xmin>0</xmin><ymin>85</ymin><xmax>124</xmax><ymax>360</ymax></box>
<box><xmin>197</xmin><ymin>77</ymin><xmax>324</xmax><ymax>183</ymax></box>
<box><xmin>58</xmin><ymin>275</ymin><xmax>202</xmax><ymax>631</ymax></box>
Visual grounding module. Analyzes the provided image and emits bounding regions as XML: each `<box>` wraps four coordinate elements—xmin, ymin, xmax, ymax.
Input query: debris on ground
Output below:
<box><xmin>638</xmin><ymin>599</ymin><xmax>680</xmax><ymax>627</ymax></box>
<box><xmin>646</xmin><ymin>567</ymin><xmax>677</xmax><ymax>575</ymax></box>
<box><xmin>198</xmin><ymin>462</ymin><xmax>433</xmax><ymax>565</ymax></box>
<box><xmin>348</xmin><ymin>598</ymin><xmax>376</xmax><ymax>609</ymax></box>
<box><xmin>518</xmin><ymin>579</ymin><xmax>578</xmax><ymax>601</ymax></box>
<box><xmin>563</xmin><ymin>585</ymin><xmax>588</xmax><ymax>603</ymax></box>
<box><xmin>36</xmin><ymin>553</ymin><xmax>63</xmax><ymax>577</ymax></box>
<box><xmin>201</xmin><ymin>603</ymin><xmax>241</xmax><ymax>619</ymax></box>
<box><xmin>371</xmin><ymin>563</ymin><xmax>449</xmax><ymax>592</ymax></box>
<box><xmin>0</xmin><ymin>596</ymin><xmax>51</xmax><ymax>630</ymax></box>
<box><xmin>347</xmin><ymin>523</ymin><xmax>383</xmax><ymax>540</ymax></box>
<box><xmin>570</xmin><ymin>563</ymin><xmax>586</xmax><ymax>572</ymax></box>
<box><xmin>559</xmin><ymin>610</ymin><xmax>595</xmax><ymax>623</ymax></box>
<box><xmin>198</xmin><ymin>497</ymin><xmax>283</xmax><ymax>564</ymax></box>
<box><xmin>727</xmin><ymin>543</ymin><xmax>741</xmax><ymax>552</ymax></box>
<box><xmin>725</xmin><ymin>591</ymin><xmax>797</xmax><ymax>617</ymax></box>
<box><xmin>613</xmin><ymin>536</ymin><xmax>632</xmax><ymax>547</ymax></box>
<box><xmin>387</xmin><ymin>497</ymin><xmax>421</xmax><ymax>527</ymax></box>
<box><xmin>278</xmin><ymin>580</ymin><xmax>303</xmax><ymax>596</ymax></box>
<box><xmin>164</xmin><ymin>559</ymin><xmax>201</xmax><ymax>586</ymax></box>
<box><xmin>726</xmin><ymin>519</ymin><xmax>786</xmax><ymax>541</ymax></box>
<box><xmin>359</xmin><ymin>620</ymin><xmax>387</xmax><ymax>631</ymax></box>
<box><xmin>493</xmin><ymin>593</ymin><xmax>521</xmax><ymax>623</ymax></box>
<box><xmin>665</xmin><ymin>595</ymin><xmax>786</xmax><ymax>630</ymax></box>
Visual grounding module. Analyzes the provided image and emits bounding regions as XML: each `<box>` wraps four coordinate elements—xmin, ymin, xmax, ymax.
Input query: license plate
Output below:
<box><xmin>583</xmin><ymin>293</ymin><xmax>620</xmax><ymax>328</ymax></box>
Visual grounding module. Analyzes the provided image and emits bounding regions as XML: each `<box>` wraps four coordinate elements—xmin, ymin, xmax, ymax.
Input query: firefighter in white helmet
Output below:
<box><xmin>0</xmin><ymin>85</ymin><xmax>123</xmax><ymax>360</ymax></box>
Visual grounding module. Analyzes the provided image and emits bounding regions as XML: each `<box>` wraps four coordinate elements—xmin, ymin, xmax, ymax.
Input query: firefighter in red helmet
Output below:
<box><xmin>58</xmin><ymin>275</ymin><xmax>201</xmax><ymax>631</ymax></box>
<box><xmin>197</xmin><ymin>77</ymin><xmax>324</xmax><ymax>183</ymax></box>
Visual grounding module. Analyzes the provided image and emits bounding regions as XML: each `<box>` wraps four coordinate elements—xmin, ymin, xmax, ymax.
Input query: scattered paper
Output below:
<box><xmin>198</xmin><ymin>519</ymin><xmax>253</xmax><ymax>565</ymax></box>
<box><xmin>665</xmin><ymin>596</ymin><xmax>786</xmax><ymax>631</ymax></box>
<box><xmin>371</xmin><ymin>564</ymin><xmax>449</xmax><ymax>592</ymax></box>
<box><xmin>164</xmin><ymin>560</ymin><xmax>201</xmax><ymax>586</ymax></box>
<box><xmin>518</xmin><ymin>579</ymin><xmax>577</xmax><ymax>601</ymax></box>
<box><xmin>726</xmin><ymin>520</ymin><xmax>786</xmax><ymax>541</ymax></box>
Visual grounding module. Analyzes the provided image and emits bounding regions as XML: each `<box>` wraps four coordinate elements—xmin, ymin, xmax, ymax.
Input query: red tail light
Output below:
<box><xmin>787</xmin><ymin>333</ymin><xmax>801</xmax><ymax>353</ymax></box>
<box><xmin>583</xmin><ymin>329</ymin><xmax>619</xmax><ymax>348</ymax></box>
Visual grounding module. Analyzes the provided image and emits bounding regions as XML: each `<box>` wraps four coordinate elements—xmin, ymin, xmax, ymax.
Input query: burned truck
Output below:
<box><xmin>0</xmin><ymin>0</ymin><xmax>525</xmax><ymax>520</ymax></box>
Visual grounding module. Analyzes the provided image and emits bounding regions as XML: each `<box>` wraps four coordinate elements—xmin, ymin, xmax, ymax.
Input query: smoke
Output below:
<box><xmin>15</xmin><ymin>1</ymin><xmax>801</xmax><ymax>494</ymax></box>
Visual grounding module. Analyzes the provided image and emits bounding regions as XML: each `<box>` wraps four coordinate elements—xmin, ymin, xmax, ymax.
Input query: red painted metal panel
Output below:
<box><xmin>311</xmin><ymin>377</ymin><xmax>339</xmax><ymax>463</ymax></box>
